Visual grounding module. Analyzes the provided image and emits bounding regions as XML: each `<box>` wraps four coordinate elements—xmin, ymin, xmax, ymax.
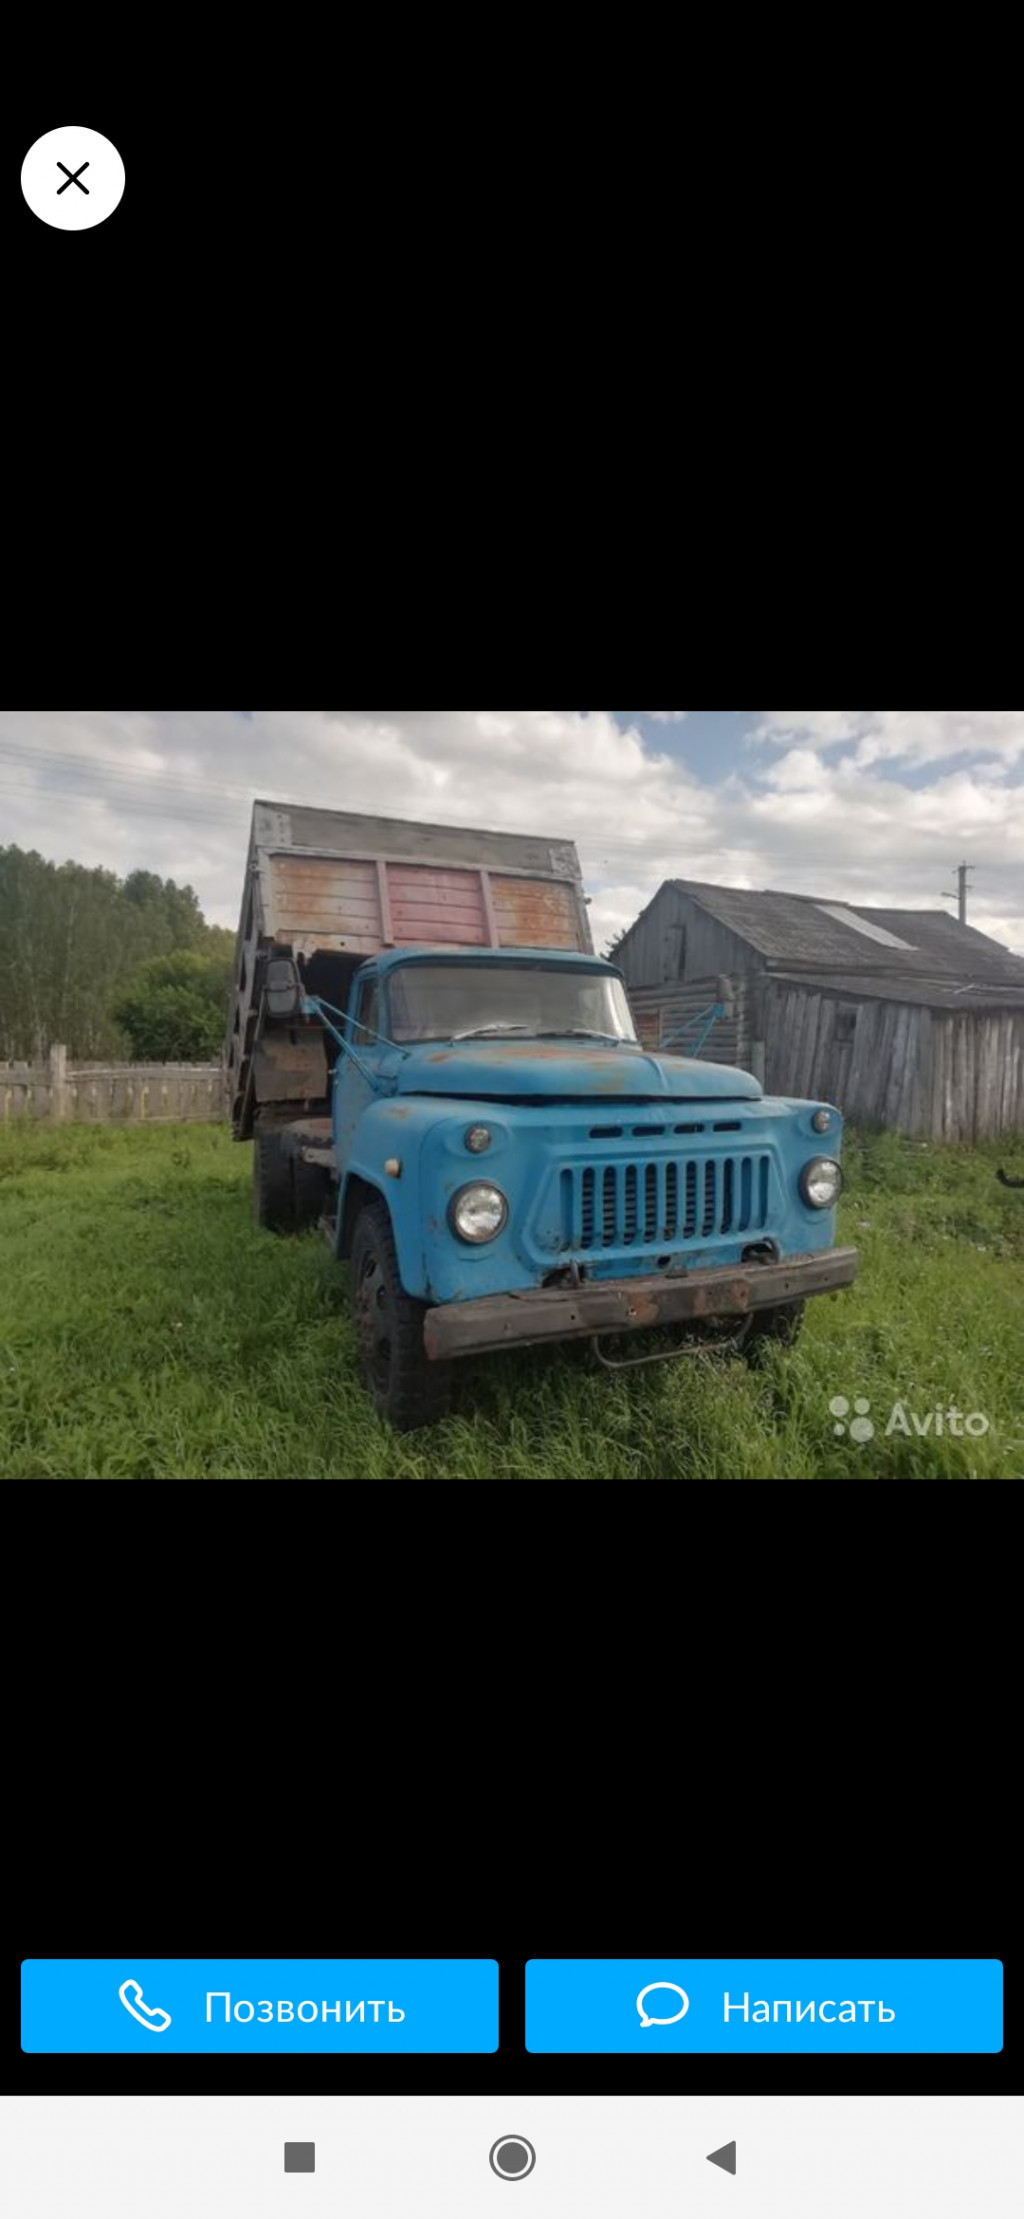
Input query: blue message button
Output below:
<box><xmin>525</xmin><ymin>1958</ymin><xmax>1003</xmax><ymax>2052</ymax></box>
<box><xmin>21</xmin><ymin>1959</ymin><xmax>498</xmax><ymax>2053</ymax></box>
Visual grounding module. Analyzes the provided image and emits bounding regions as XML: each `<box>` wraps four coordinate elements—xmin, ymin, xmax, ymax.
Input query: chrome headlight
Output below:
<box><xmin>811</xmin><ymin>1108</ymin><xmax>832</xmax><ymax>1133</ymax></box>
<box><xmin>800</xmin><ymin>1156</ymin><xmax>843</xmax><ymax>1208</ymax></box>
<box><xmin>451</xmin><ymin>1182</ymin><xmax>508</xmax><ymax>1242</ymax></box>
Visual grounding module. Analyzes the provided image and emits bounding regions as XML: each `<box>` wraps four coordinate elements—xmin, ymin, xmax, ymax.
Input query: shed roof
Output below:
<box><xmin>657</xmin><ymin>879</ymin><xmax>1024</xmax><ymax>1000</ymax></box>
<box><xmin>769</xmin><ymin>969</ymin><xmax>1024</xmax><ymax>1012</ymax></box>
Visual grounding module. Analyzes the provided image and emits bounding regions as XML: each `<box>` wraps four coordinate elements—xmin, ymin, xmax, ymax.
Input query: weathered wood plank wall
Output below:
<box><xmin>626</xmin><ymin>973</ymin><xmax>1024</xmax><ymax>1138</ymax></box>
<box><xmin>627</xmin><ymin>976</ymin><xmax>750</xmax><ymax>1066</ymax></box>
<box><xmin>616</xmin><ymin>883</ymin><xmax>766</xmax><ymax>991</ymax></box>
<box><xmin>763</xmin><ymin>988</ymin><xmax>1024</xmax><ymax>1139</ymax></box>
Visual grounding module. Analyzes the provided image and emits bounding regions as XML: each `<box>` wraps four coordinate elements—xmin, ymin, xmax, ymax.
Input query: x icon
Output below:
<box><xmin>57</xmin><ymin>161</ymin><xmax>90</xmax><ymax>195</ymax></box>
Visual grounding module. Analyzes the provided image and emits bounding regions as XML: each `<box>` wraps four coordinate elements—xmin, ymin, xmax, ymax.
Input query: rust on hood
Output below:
<box><xmin>487</xmin><ymin>1044</ymin><xmax>615</xmax><ymax>1062</ymax></box>
<box><xmin>402</xmin><ymin>1039</ymin><xmax>763</xmax><ymax>1103</ymax></box>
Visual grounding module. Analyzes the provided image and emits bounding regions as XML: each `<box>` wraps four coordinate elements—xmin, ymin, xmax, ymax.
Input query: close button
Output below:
<box><xmin>22</xmin><ymin>127</ymin><xmax>125</xmax><ymax>231</ymax></box>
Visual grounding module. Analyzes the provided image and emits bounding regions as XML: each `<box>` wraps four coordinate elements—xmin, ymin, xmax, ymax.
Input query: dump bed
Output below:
<box><xmin>227</xmin><ymin>799</ymin><xmax>592</xmax><ymax>1136</ymax></box>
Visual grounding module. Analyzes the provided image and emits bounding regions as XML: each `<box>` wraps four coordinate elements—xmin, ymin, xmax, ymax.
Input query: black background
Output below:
<box><xmin>8</xmin><ymin>1954</ymin><xmax>1013</xmax><ymax>2100</ymax></box>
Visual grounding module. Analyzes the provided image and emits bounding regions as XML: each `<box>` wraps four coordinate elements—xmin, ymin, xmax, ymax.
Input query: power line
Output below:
<box><xmin>0</xmin><ymin>738</ymin><xmax>261</xmax><ymax>807</ymax></box>
<box><xmin>0</xmin><ymin>776</ymin><xmax>250</xmax><ymax>828</ymax></box>
<box><xmin>0</xmin><ymin>745</ymin><xmax>718</xmax><ymax>863</ymax></box>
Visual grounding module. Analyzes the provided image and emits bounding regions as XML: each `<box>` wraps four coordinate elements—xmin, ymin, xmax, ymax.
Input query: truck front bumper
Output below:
<box><xmin>423</xmin><ymin>1246</ymin><xmax>859</xmax><ymax>1361</ymax></box>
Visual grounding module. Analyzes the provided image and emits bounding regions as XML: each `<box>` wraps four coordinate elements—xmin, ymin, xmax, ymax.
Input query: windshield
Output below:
<box><xmin>384</xmin><ymin>962</ymin><xmax>638</xmax><ymax>1044</ymax></box>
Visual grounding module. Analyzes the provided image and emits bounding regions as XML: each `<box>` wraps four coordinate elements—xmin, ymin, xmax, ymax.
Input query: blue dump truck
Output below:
<box><xmin>227</xmin><ymin>801</ymin><xmax>857</xmax><ymax>1427</ymax></box>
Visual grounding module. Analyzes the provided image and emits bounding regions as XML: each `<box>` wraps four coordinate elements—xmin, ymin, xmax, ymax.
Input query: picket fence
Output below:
<box><xmin>0</xmin><ymin>1045</ymin><xmax>224</xmax><ymax>1123</ymax></box>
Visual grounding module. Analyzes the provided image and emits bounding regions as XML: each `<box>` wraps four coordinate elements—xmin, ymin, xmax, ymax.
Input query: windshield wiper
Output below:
<box><xmin>450</xmin><ymin>1022</ymin><xmax>534</xmax><ymax>1041</ymax></box>
<box><xmin>531</xmin><ymin>1028</ymin><xmax>626</xmax><ymax>1043</ymax></box>
<box><xmin>450</xmin><ymin>1023</ymin><xmax>632</xmax><ymax>1044</ymax></box>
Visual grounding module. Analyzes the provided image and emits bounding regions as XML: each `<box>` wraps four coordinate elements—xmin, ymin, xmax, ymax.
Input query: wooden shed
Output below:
<box><xmin>615</xmin><ymin>879</ymin><xmax>1024</xmax><ymax>1140</ymax></box>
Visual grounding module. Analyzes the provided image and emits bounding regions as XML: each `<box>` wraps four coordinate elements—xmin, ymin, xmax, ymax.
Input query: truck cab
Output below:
<box><xmin>279</xmin><ymin>945</ymin><xmax>855</xmax><ymax>1427</ymax></box>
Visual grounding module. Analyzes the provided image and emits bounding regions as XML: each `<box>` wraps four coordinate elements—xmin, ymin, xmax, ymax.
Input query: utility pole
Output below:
<box><xmin>940</xmin><ymin>860</ymin><xmax>973</xmax><ymax>924</ymax></box>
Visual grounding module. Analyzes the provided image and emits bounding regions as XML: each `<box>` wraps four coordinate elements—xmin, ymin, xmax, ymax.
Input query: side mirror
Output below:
<box><xmin>265</xmin><ymin>954</ymin><xmax>302</xmax><ymax>1019</ymax></box>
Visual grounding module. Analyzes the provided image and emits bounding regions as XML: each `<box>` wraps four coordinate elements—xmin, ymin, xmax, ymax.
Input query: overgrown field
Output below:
<box><xmin>1</xmin><ymin>1120</ymin><xmax>1021</xmax><ymax>1479</ymax></box>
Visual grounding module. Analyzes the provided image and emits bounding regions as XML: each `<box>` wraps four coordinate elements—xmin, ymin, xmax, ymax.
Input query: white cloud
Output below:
<box><xmin>759</xmin><ymin>748</ymin><xmax>830</xmax><ymax>792</ymax></box>
<box><xmin>756</xmin><ymin>709</ymin><xmax>1024</xmax><ymax>768</ymax></box>
<box><xmin>646</xmin><ymin>711</ymin><xmax>688</xmax><ymax>721</ymax></box>
<box><xmin>1</xmin><ymin>709</ymin><xmax>1022</xmax><ymax>959</ymax></box>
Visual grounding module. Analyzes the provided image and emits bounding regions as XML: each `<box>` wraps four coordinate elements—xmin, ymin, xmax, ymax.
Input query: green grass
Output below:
<box><xmin>0</xmin><ymin>1119</ymin><xmax>1021</xmax><ymax>1479</ymax></box>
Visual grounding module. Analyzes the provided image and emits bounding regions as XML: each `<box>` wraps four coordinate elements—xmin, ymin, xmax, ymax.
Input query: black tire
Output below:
<box><xmin>252</xmin><ymin>1125</ymin><xmax>295</xmax><ymax>1233</ymax></box>
<box><xmin>350</xmin><ymin>1198</ymin><xmax>452</xmax><ymax>1429</ymax></box>
<box><xmin>742</xmin><ymin>1299</ymin><xmax>805</xmax><ymax>1363</ymax></box>
<box><xmin>292</xmin><ymin>1152</ymin><xmax>329</xmax><ymax>1232</ymax></box>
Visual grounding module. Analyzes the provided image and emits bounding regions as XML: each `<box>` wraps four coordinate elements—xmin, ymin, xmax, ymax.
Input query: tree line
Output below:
<box><xmin>0</xmin><ymin>846</ymin><xmax>235</xmax><ymax>1062</ymax></box>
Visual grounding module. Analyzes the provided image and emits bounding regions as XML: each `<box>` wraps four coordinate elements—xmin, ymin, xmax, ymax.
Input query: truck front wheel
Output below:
<box><xmin>350</xmin><ymin>1199</ymin><xmax>452</xmax><ymax>1429</ymax></box>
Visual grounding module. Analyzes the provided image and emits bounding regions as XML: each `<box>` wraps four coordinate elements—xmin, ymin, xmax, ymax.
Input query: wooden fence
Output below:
<box><xmin>0</xmin><ymin>1045</ymin><xmax>224</xmax><ymax>1123</ymax></box>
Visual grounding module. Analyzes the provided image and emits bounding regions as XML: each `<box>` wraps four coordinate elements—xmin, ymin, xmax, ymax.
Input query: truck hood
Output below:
<box><xmin>393</xmin><ymin>1040</ymin><xmax>763</xmax><ymax>1100</ymax></box>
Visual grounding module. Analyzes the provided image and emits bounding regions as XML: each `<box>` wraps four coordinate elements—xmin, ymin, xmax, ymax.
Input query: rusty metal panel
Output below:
<box><xmin>266</xmin><ymin>853</ymin><xmax>382</xmax><ymax>941</ymax></box>
<box><xmin>264</xmin><ymin>860</ymin><xmax>586</xmax><ymax>954</ymax></box>
<box><xmin>490</xmin><ymin>874</ymin><xmax>581</xmax><ymax>949</ymax></box>
<box><xmin>423</xmin><ymin>1246</ymin><xmax>860</xmax><ymax>1359</ymax></box>
<box><xmin>385</xmin><ymin>863</ymin><xmax>489</xmax><ymax>946</ymax></box>
<box><xmin>252</xmin><ymin>1032</ymin><xmax>327</xmax><ymax>1105</ymax></box>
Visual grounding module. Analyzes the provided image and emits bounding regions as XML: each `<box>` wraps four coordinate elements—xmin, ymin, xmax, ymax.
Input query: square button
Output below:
<box><xmin>285</xmin><ymin>2144</ymin><xmax>315</xmax><ymax>2173</ymax></box>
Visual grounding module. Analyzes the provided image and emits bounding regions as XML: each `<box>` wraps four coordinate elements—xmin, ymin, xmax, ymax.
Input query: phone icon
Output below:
<box><xmin>118</xmin><ymin>1978</ymin><xmax>172</xmax><ymax>2033</ymax></box>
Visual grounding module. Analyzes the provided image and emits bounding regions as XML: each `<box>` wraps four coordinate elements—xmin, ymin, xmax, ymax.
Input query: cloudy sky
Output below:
<box><xmin>3</xmin><ymin>709</ymin><xmax>1023</xmax><ymax>955</ymax></box>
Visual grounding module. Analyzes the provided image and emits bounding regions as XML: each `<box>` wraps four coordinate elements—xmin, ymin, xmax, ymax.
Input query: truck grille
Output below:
<box><xmin>557</xmin><ymin>1153</ymin><xmax>771</xmax><ymax>1252</ymax></box>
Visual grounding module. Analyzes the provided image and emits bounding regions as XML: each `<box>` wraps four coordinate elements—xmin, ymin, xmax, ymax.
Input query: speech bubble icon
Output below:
<box><xmin>637</xmin><ymin>1981</ymin><xmax>689</xmax><ymax>2028</ymax></box>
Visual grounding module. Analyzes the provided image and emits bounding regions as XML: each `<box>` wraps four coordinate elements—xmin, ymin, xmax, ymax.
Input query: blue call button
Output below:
<box><xmin>21</xmin><ymin>1959</ymin><xmax>498</xmax><ymax>2053</ymax></box>
<box><xmin>525</xmin><ymin>1958</ymin><xmax>1003</xmax><ymax>2052</ymax></box>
